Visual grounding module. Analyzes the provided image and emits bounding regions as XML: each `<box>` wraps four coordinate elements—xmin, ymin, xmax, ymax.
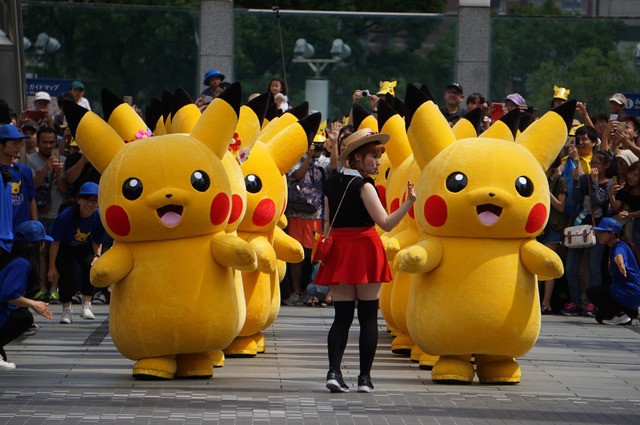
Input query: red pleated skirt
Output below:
<box><xmin>313</xmin><ymin>227</ymin><xmax>393</xmax><ymax>286</ymax></box>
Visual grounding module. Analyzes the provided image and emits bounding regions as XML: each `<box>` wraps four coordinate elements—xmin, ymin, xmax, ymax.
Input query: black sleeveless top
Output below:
<box><xmin>325</xmin><ymin>171</ymin><xmax>376</xmax><ymax>228</ymax></box>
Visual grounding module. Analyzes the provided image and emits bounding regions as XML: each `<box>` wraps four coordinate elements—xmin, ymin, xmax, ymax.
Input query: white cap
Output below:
<box><xmin>34</xmin><ymin>91</ymin><xmax>51</xmax><ymax>102</ymax></box>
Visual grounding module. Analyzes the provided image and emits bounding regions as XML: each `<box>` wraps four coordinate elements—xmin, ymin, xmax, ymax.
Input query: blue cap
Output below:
<box><xmin>203</xmin><ymin>69</ymin><xmax>225</xmax><ymax>85</ymax></box>
<box><xmin>592</xmin><ymin>218</ymin><xmax>622</xmax><ymax>235</ymax></box>
<box><xmin>0</xmin><ymin>124</ymin><xmax>30</xmax><ymax>141</ymax></box>
<box><xmin>78</xmin><ymin>182</ymin><xmax>99</xmax><ymax>196</ymax></box>
<box><xmin>14</xmin><ymin>221</ymin><xmax>53</xmax><ymax>242</ymax></box>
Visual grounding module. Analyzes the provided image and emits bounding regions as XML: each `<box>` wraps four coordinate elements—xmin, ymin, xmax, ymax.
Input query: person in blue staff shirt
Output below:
<box><xmin>588</xmin><ymin>218</ymin><xmax>640</xmax><ymax>325</ymax></box>
<box><xmin>48</xmin><ymin>182</ymin><xmax>105</xmax><ymax>324</ymax></box>
<box><xmin>0</xmin><ymin>124</ymin><xmax>37</xmax><ymax>231</ymax></box>
<box><xmin>0</xmin><ymin>221</ymin><xmax>53</xmax><ymax>371</ymax></box>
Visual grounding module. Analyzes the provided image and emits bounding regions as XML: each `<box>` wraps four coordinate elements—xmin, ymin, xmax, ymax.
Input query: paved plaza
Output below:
<box><xmin>1</xmin><ymin>304</ymin><xmax>640</xmax><ymax>424</ymax></box>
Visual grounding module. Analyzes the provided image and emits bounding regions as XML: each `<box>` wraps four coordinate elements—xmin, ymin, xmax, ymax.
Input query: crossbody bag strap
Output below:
<box><xmin>326</xmin><ymin>177</ymin><xmax>356</xmax><ymax>237</ymax></box>
<box><xmin>587</xmin><ymin>176</ymin><xmax>597</xmax><ymax>225</ymax></box>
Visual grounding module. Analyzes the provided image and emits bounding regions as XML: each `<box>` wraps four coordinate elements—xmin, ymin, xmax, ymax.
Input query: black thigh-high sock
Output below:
<box><xmin>327</xmin><ymin>301</ymin><xmax>355</xmax><ymax>372</ymax></box>
<box><xmin>357</xmin><ymin>299</ymin><xmax>379</xmax><ymax>377</ymax></box>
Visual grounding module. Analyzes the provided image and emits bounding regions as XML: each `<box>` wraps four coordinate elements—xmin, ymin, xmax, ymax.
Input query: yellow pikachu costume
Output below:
<box><xmin>396</xmin><ymin>95</ymin><xmax>575</xmax><ymax>384</ymax></box>
<box><xmin>63</xmin><ymin>83</ymin><xmax>257</xmax><ymax>380</ymax></box>
<box><xmin>225</xmin><ymin>109</ymin><xmax>320</xmax><ymax>356</ymax></box>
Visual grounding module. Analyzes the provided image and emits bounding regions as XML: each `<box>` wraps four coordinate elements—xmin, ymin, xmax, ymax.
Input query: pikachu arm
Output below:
<box><xmin>210</xmin><ymin>233</ymin><xmax>258</xmax><ymax>272</ymax></box>
<box><xmin>384</xmin><ymin>226</ymin><xmax>421</xmax><ymax>262</ymax></box>
<box><xmin>273</xmin><ymin>227</ymin><xmax>305</xmax><ymax>263</ymax></box>
<box><xmin>244</xmin><ymin>234</ymin><xmax>277</xmax><ymax>274</ymax></box>
<box><xmin>394</xmin><ymin>237</ymin><xmax>444</xmax><ymax>274</ymax></box>
<box><xmin>380</xmin><ymin>221</ymin><xmax>408</xmax><ymax>245</ymax></box>
<box><xmin>90</xmin><ymin>244</ymin><xmax>133</xmax><ymax>288</ymax></box>
<box><xmin>520</xmin><ymin>239</ymin><xmax>564</xmax><ymax>280</ymax></box>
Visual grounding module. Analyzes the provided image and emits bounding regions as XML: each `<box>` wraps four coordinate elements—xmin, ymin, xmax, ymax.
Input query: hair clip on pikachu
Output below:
<box><xmin>397</xmin><ymin>96</ymin><xmax>576</xmax><ymax>385</ymax></box>
<box><xmin>63</xmin><ymin>83</ymin><xmax>257</xmax><ymax>380</ymax></box>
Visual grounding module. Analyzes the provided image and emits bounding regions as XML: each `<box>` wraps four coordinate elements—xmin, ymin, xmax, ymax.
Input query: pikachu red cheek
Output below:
<box><xmin>526</xmin><ymin>203</ymin><xmax>547</xmax><ymax>234</ymax></box>
<box><xmin>390</xmin><ymin>198</ymin><xmax>400</xmax><ymax>213</ymax></box>
<box><xmin>228</xmin><ymin>194</ymin><xmax>244</xmax><ymax>225</ymax></box>
<box><xmin>376</xmin><ymin>185</ymin><xmax>387</xmax><ymax>211</ymax></box>
<box><xmin>253</xmin><ymin>199</ymin><xmax>276</xmax><ymax>227</ymax></box>
<box><xmin>106</xmin><ymin>205</ymin><xmax>131</xmax><ymax>237</ymax></box>
<box><xmin>403</xmin><ymin>192</ymin><xmax>415</xmax><ymax>219</ymax></box>
<box><xmin>210</xmin><ymin>193</ymin><xmax>231</xmax><ymax>226</ymax></box>
<box><xmin>424</xmin><ymin>195</ymin><xmax>447</xmax><ymax>227</ymax></box>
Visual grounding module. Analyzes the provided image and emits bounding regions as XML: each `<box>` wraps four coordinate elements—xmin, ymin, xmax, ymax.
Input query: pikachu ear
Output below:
<box><xmin>64</xmin><ymin>100</ymin><xmax>123</xmax><ymax>174</ymax></box>
<box><xmin>236</xmin><ymin>93</ymin><xmax>270</xmax><ymax>154</ymax></box>
<box><xmin>265</xmin><ymin>112</ymin><xmax>320</xmax><ymax>175</ymax></box>
<box><xmin>517</xmin><ymin>100</ymin><xmax>576</xmax><ymax>169</ymax></box>
<box><xmin>352</xmin><ymin>103</ymin><xmax>377</xmax><ymax>132</ymax></box>
<box><xmin>190</xmin><ymin>82</ymin><xmax>241</xmax><ymax>159</ymax></box>
<box><xmin>171</xmin><ymin>86</ymin><xmax>201</xmax><ymax>134</ymax></box>
<box><xmin>161</xmin><ymin>88</ymin><xmax>174</xmax><ymax>134</ymax></box>
<box><xmin>259</xmin><ymin>102</ymin><xmax>308</xmax><ymax>143</ymax></box>
<box><xmin>452</xmin><ymin>108</ymin><xmax>482</xmax><ymax>140</ymax></box>
<box><xmin>405</xmin><ymin>84</ymin><xmax>455</xmax><ymax>166</ymax></box>
<box><xmin>101</xmin><ymin>88</ymin><xmax>149</xmax><ymax>143</ymax></box>
<box><xmin>149</xmin><ymin>98</ymin><xmax>164</xmax><ymax>135</ymax></box>
<box><xmin>481</xmin><ymin>108</ymin><xmax>520</xmax><ymax>141</ymax></box>
<box><xmin>377</xmin><ymin>99</ymin><xmax>412</xmax><ymax>169</ymax></box>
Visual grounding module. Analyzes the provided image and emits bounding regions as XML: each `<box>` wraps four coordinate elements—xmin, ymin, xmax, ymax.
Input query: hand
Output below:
<box><xmin>352</xmin><ymin>89</ymin><xmax>362</xmax><ymax>103</ymax></box>
<box><xmin>567</xmin><ymin>145</ymin><xmax>578</xmax><ymax>160</ymax></box>
<box><xmin>572</xmin><ymin>166</ymin><xmax>582</xmax><ymax>180</ymax></box>
<box><xmin>619</xmin><ymin>210</ymin><xmax>630</xmax><ymax>219</ymax></box>
<box><xmin>32</xmin><ymin>300</ymin><xmax>52</xmax><ymax>319</ymax></box>
<box><xmin>406</xmin><ymin>181</ymin><xmax>416</xmax><ymax>202</ymax></box>
<box><xmin>19</xmin><ymin>110</ymin><xmax>29</xmax><ymax>122</ymax></box>
<box><xmin>48</xmin><ymin>267</ymin><xmax>59</xmax><ymax>285</ymax></box>
<box><xmin>195</xmin><ymin>95</ymin><xmax>205</xmax><ymax>107</ymax></box>
<box><xmin>368</xmin><ymin>94</ymin><xmax>379</xmax><ymax>111</ymax></box>
<box><xmin>618</xmin><ymin>260</ymin><xmax>627</xmax><ymax>277</ymax></box>
<box><xmin>91</xmin><ymin>255</ymin><xmax>100</xmax><ymax>266</ymax></box>
<box><xmin>327</xmin><ymin>121</ymin><xmax>342</xmax><ymax>143</ymax></box>
<box><xmin>590</xmin><ymin>166</ymin><xmax>599</xmax><ymax>181</ymax></box>
<box><xmin>576</xmin><ymin>102</ymin><xmax>588</xmax><ymax>117</ymax></box>
<box><xmin>611</xmin><ymin>183</ymin><xmax>625</xmax><ymax>196</ymax></box>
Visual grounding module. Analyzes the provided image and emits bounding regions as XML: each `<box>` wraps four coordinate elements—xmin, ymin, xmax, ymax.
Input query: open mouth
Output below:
<box><xmin>476</xmin><ymin>204</ymin><xmax>502</xmax><ymax>226</ymax></box>
<box><xmin>157</xmin><ymin>204</ymin><xmax>183</xmax><ymax>227</ymax></box>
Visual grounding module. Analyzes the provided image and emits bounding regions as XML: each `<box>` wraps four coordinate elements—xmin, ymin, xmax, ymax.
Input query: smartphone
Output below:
<box><xmin>617</xmin><ymin>121</ymin><xmax>626</xmax><ymax>131</ymax></box>
<box><xmin>203</xmin><ymin>95</ymin><xmax>214</xmax><ymax>105</ymax></box>
<box><xmin>123</xmin><ymin>95</ymin><xmax>133</xmax><ymax>105</ymax></box>
<box><xmin>610</xmin><ymin>114</ymin><xmax>618</xmax><ymax>121</ymax></box>
<box><xmin>313</xmin><ymin>143</ymin><xmax>324</xmax><ymax>152</ymax></box>
<box><xmin>51</xmin><ymin>147</ymin><xmax>60</xmax><ymax>160</ymax></box>
<box><xmin>27</xmin><ymin>110</ymin><xmax>45</xmax><ymax>120</ymax></box>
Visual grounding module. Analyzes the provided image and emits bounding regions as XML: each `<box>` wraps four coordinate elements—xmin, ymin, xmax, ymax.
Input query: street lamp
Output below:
<box><xmin>292</xmin><ymin>38</ymin><xmax>351</xmax><ymax>120</ymax></box>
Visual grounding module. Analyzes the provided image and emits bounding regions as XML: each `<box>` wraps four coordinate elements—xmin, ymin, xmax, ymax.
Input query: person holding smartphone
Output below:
<box><xmin>27</xmin><ymin>127</ymin><xmax>67</xmax><ymax>304</ymax></box>
<box><xmin>17</xmin><ymin>92</ymin><xmax>54</xmax><ymax>131</ymax></box>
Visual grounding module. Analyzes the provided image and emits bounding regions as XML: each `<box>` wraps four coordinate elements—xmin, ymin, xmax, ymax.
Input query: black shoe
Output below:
<box><xmin>326</xmin><ymin>370</ymin><xmax>349</xmax><ymax>393</ymax></box>
<box><xmin>357</xmin><ymin>375</ymin><xmax>374</xmax><ymax>393</ymax></box>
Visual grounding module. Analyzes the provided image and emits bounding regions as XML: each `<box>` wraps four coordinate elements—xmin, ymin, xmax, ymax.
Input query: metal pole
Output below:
<box><xmin>273</xmin><ymin>6</ymin><xmax>289</xmax><ymax>95</ymax></box>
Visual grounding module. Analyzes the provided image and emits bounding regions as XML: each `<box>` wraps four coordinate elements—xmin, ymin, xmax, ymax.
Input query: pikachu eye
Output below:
<box><xmin>515</xmin><ymin>176</ymin><xmax>534</xmax><ymax>197</ymax></box>
<box><xmin>190</xmin><ymin>170</ymin><xmax>210</xmax><ymax>192</ymax></box>
<box><xmin>446</xmin><ymin>172</ymin><xmax>467</xmax><ymax>193</ymax></box>
<box><xmin>244</xmin><ymin>174</ymin><xmax>262</xmax><ymax>194</ymax></box>
<box><xmin>122</xmin><ymin>178</ymin><xmax>143</xmax><ymax>200</ymax></box>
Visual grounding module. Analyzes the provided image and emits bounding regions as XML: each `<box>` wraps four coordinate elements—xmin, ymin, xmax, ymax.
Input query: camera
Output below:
<box><xmin>361</xmin><ymin>90</ymin><xmax>369</xmax><ymax>97</ymax></box>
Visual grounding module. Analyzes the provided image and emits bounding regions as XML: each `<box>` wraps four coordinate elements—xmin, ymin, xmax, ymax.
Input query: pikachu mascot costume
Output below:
<box><xmin>396</xmin><ymin>90</ymin><xmax>575</xmax><ymax>384</ymax></box>
<box><xmin>63</xmin><ymin>83</ymin><xmax>258</xmax><ymax>380</ymax></box>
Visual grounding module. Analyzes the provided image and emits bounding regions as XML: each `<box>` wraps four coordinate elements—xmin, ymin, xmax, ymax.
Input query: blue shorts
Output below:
<box><xmin>537</xmin><ymin>227</ymin><xmax>564</xmax><ymax>245</ymax></box>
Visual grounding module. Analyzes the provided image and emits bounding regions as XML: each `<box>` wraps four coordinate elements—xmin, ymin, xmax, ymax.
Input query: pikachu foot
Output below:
<box><xmin>391</xmin><ymin>333</ymin><xmax>414</xmax><ymax>356</ymax></box>
<box><xmin>174</xmin><ymin>352</ymin><xmax>214</xmax><ymax>379</ymax></box>
<box><xmin>209</xmin><ymin>350</ymin><xmax>225</xmax><ymax>368</ymax></box>
<box><xmin>224</xmin><ymin>336</ymin><xmax>258</xmax><ymax>357</ymax></box>
<box><xmin>253</xmin><ymin>332</ymin><xmax>266</xmax><ymax>353</ymax></box>
<box><xmin>418</xmin><ymin>353</ymin><xmax>439</xmax><ymax>370</ymax></box>
<box><xmin>410</xmin><ymin>345</ymin><xmax>424</xmax><ymax>362</ymax></box>
<box><xmin>475</xmin><ymin>355</ymin><xmax>520</xmax><ymax>385</ymax></box>
<box><xmin>431</xmin><ymin>355</ymin><xmax>474</xmax><ymax>384</ymax></box>
<box><xmin>132</xmin><ymin>355</ymin><xmax>176</xmax><ymax>380</ymax></box>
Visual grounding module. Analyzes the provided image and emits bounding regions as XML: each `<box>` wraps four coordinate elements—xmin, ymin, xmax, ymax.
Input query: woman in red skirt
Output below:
<box><xmin>314</xmin><ymin>128</ymin><xmax>416</xmax><ymax>393</ymax></box>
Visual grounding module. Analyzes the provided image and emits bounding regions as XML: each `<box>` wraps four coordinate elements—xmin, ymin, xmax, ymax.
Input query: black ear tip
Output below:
<box><xmin>552</xmin><ymin>99</ymin><xmax>577</xmax><ymax>131</ymax></box>
<box><xmin>62</xmin><ymin>100</ymin><xmax>89</xmax><ymax>136</ymax></box>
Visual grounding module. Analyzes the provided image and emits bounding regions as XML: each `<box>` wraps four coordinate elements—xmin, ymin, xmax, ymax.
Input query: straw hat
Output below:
<box><xmin>337</xmin><ymin>128</ymin><xmax>389</xmax><ymax>161</ymax></box>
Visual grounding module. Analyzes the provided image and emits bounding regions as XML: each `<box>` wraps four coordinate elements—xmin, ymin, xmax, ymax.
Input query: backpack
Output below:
<box><xmin>285</xmin><ymin>161</ymin><xmax>324</xmax><ymax>215</ymax></box>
